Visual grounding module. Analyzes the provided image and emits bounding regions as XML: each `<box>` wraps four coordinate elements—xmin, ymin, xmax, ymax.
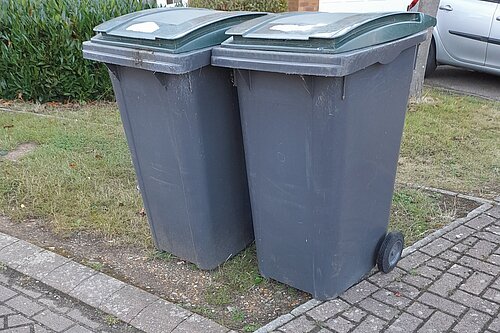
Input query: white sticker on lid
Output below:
<box><xmin>270</xmin><ymin>23</ymin><xmax>327</xmax><ymax>32</ymax></box>
<box><xmin>126</xmin><ymin>22</ymin><xmax>160</xmax><ymax>33</ymax></box>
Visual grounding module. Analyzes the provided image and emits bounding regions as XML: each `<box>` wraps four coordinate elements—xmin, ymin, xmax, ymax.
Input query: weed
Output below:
<box><xmin>390</xmin><ymin>188</ymin><xmax>449</xmax><ymax>245</ymax></box>
<box><xmin>254</xmin><ymin>275</ymin><xmax>264</xmax><ymax>285</ymax></box>
<box><xmin>205</xmin><ymin>285</ymin><xmax>232</xmax><ymax>306</ymax></box>
<box><xmin>150</xmin><ymin>251</ymin><xmax>173</xmax><ymax>261</ymax></box>
<box><xmin>231</xmin><ymin>308</ymin><xmax>246</xmax><ymax>323</ymax></box>
<box><xmin>190</xmin><ymin>305</ymin><xmax>216</xmax><ymax>320</ymax></box>
<box><xmin>243</xmin><ymin>323</ymin><xmax>260</xmax><ymax>332</ymax></box>
<box><xmin>104</xmin><ymin>314</ymin><xmax>119</xmax><ymax>326</ymax></box>
<box><xmin>85</xmin><ymin>260</ymin><xmax>104</xmax><ymax>272</ymax></box>
<box><xmin>287</xmin><ymin>285</ymin><xmax>299</xmax><ymax>296</ymax></box>
<box><xmin>188</xmin><ymin>263</ymin><xmax>199</xmax><ymax>270</ymax></box>
<box><xmin>202</xmin><ymin>245</ymin><xmax>270</xmax><ymax>307</ymax></box>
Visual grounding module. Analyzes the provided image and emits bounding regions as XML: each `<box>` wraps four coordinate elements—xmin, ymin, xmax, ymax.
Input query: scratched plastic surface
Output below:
<box><xmin>108</xmin><ymin>66</ymin><xmax>254</xmax><ymax>270</ymax></box>
<box><xmin>83</xmin><ymin>8</ymin><xmax>258</xmax><ymax>269</ymax></box>
<box><xmin>212</xmin><ymin>11</ymin><xmax>433</xmax><ymax>298</ymax></box>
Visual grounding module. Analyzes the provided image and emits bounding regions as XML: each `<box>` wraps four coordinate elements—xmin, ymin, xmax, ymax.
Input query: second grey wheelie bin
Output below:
<box><xmin>83</xmin><ymin>8</ymin><xmax>264</xmax><ymax>269</ymax></box>
<box><xmin>212</xmin><ymin>12</ymin><xmax>436</xmax><ymax>298</ymax></box>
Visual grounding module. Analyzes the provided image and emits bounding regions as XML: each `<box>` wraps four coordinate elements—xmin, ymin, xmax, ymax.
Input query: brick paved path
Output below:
<box><xmin>0</xmin><ymin>216</ymin><xmax>230</xmax><ymax>333</ymax></box>
<box><xmin>258</xmin><ymin>203</ymin><xmax>500</xmax><ymax>333</ymax></box>
<box><xmin>0</xmin><ymin>266</ymin><xmax>141</xmax><ymax>333</ymax></box>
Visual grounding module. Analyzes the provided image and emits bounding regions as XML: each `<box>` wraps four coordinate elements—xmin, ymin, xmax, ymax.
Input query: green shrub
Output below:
<box><xmin>0</xmin><ymin>0</ymin><xmax>154</xmax><ymax>102</ymax></box>
<box><xmin>189</xmin><ymin>0</ymin><xmax>288</xmax><ymax>13</ymax></box>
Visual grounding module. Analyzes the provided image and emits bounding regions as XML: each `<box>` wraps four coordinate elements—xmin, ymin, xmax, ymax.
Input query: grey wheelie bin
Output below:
<box><xmin>212</xmin><ymin>12</ymin><xmax>436</xmax><ymax>298</ymax></box>
<box><xmin>82</xmin><ymin>8</ymin><xmax>264</xmax><ymax>269</ymax></box>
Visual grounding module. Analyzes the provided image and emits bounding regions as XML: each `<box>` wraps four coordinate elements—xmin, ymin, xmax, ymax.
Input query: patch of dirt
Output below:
<box><xmin>408</xmin><ymin>95</ymin><xmax>438</xmax><ymax>106</ymax></box>
<box><xmin>0</xmin><ymin>192</ymin><xmax>480</xmax><ymax>331</ymax></box>
<box><xmin>1</xmin><ymin>142</ymin><xmax>37</xmax><ymax>162</ymax></box>
<box><xmin>0</xmin><ymin>216</ymin><xmax>309</xmax><ymax>331</ymax></box>
<box><xmin>436</xmin><ymin>191</ymin><xmax>481</xmax><ymax>219</ymax></box>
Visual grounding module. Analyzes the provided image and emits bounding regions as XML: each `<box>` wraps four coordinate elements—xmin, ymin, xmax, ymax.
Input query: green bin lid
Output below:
<box><xmin>91</xmin><ymin>8</ymin><xmax>264</xmax><ymax>54</ymax></box>
<box><xmin>223</xmin><ymin>11</ymin><xmax>436</xmax><ymax>54</ymax></box>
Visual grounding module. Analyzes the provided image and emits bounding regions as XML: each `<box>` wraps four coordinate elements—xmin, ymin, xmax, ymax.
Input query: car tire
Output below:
<box><xmin>425</xmin><ymin>38</ymin><xmax>437</xmax><ymax>77</ymax></box>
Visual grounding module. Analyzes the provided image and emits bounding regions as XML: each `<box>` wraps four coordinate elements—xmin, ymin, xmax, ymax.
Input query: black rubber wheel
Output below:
<box><xmin>425</xmin><ymin>38</ymin><xmax>437</xmax><ymax>77</ymax></box>
<box><xmin>377</xmin><ymin>232</ymin><xmax>404</xmax><ymax>274</ymax></box>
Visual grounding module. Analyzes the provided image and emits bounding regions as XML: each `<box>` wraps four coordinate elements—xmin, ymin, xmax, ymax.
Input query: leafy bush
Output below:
<box><xmin>189</xmin><ymin>0</ymin><xmax>288</xmax><ymax>13</ymax></box>
<box><xmin>0</xmin><ymin>0</ymin><xmax>154</xmax><ymax>102</ymax></box>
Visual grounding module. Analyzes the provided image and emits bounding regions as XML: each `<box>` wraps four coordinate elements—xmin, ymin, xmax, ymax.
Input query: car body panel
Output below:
<box><xmin>485</xmin><ymin>5</ymin><xmax>500</xmax><ymax>69</ymax></box>
<box><xmin>433</xmin><ymin>0</ymin><xmax>500</xmax><ymax>75</ymax></box>
<box><xmin>434</xmin><ymin>0</ymin><xmax>495</xmax><ymax>66</ymax></box>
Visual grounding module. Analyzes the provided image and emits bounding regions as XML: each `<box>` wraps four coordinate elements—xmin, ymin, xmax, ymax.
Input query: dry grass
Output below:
<box><xmin>398</xmin><ymin>88</ymin><xmax>500</xmax><ymax>198</ymax></box>
<box><xmin>0</xmin><ymin>102</ymin><xmax>151</xmax><ymax>246</ymax></box>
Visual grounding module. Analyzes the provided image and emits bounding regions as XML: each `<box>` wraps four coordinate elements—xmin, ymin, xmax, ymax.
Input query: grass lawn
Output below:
<box><xmin>400</xmin><ymin>89</ymin><xmax>499</xmax><ymax>198</ymax></box>
<box><xmin>0</xmin><ymin>102</ymin><xmax>151</xmax><ymax>247</ymax></box>
<box><xmin>0</xmin><ymin>87</ymin><xmax>498</xmax><ymax>329</ymax></box>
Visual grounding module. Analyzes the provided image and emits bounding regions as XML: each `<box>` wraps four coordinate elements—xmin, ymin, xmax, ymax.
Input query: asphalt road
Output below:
<box><xmin>425</xmin><ymin>65</ymin><xmax>500</xmax><ymax>101</ymax></box>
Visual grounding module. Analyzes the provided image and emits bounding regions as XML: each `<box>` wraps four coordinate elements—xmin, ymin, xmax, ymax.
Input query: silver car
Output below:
<box><xmin>426</xmin><ymin>0</ymin><xmax>500</xmax><ymax>76</ymax></box>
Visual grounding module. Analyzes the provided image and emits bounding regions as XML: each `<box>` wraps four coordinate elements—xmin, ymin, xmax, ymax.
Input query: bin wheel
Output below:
<box><xmin>377</xmin><ymin>231</ymin><xmax>404</xmax><ymax>274</ymax></box>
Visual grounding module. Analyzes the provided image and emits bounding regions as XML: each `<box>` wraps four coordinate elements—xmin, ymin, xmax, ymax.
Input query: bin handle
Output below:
<box><xmin>154</xmin><ymin>72</ymin><xmax>170</xmax><ymax>89</ymax></box>
<box><xmin>235</xmin><ymin>69</ymin><xmax>252</xmax><ymax>90</ymax></box>
<box><xmin>376</xmin><ymin>46</ymin><xmax>404</xmax><ymax>65</ymax></box>
<box><xmin>105</xmin><ymin>64</ymin><xmax>121</xmax><ymax>81</ymax></box>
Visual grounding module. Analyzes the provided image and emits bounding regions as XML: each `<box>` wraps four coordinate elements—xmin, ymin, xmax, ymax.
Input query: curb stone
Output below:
<box><xmin>0</xmin><ymin>225</ymin><xmax>230</xmax><ymax>333</ymax></box>
<box><xmin>403</xmin><ymin>183</ymin><xmax>496</xmax><ymax>205</ymax></box>
<box><xmin>422</xmin><ymin>83</ymin><xmax>500</xmax><ymax>103</ymax></box>
<box><xmin>253</xmin><ymin>314</ymin><xmax>294</xmax><ymax>333</ymax></box>
<box><xmin>0</xmin><ymin>105</ymin><xmax>116</xmax><ymax>128</ymax></box>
